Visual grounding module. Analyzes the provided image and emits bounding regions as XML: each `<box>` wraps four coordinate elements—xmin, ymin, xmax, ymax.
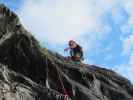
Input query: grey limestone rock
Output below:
<box><xmin>0</xmin><ymin>4</ymin><xmax>133</xmax><ymax>100</ymax></box>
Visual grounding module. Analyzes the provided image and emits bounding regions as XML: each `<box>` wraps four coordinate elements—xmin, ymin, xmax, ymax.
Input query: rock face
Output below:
<box><xmin>0</xmin><ymin>4</ymin><xmax>133</xmax><ymax>100</ymax></box>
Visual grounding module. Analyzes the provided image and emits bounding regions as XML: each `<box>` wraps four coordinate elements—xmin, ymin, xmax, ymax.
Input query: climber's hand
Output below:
<box><xmin>64</xmin><ymin>47</ymin><xmax>70</xmax><ymax>51</ymax></box>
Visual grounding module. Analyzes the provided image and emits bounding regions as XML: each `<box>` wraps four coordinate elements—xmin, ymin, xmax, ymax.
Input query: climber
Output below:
<box><xmin>64</xmin><ymin>40</ymin><xmax>84</xmax><ymax>63</ymax></box>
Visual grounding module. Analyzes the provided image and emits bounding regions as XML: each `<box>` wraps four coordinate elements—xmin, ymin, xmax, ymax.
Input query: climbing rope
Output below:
<box><xmin>56</xmin><ymin>65</ymin><xmax>69</xmax><ymax>100</ymax></box>
<box><xmin>45</xmin><ymin>56</ymin><xmax>71</xmax><ymax>100</ymax></box>
<box><xmin>55</xmin><ymin>63</ymin><xmax>73</xmax><ymax>100</ymax></box>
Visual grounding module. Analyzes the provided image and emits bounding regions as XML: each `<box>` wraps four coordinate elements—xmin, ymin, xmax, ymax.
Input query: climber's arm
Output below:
<box><xmin>64</xmin><ymin>47</ymin><xmax>70</xmax><ymax>51</ymax></box>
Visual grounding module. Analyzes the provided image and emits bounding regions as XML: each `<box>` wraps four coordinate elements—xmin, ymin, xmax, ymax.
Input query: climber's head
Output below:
<box><xmin>69</xmin><ymin>40</ymin><xmax>77</xmax><ymax>49</ymax></box>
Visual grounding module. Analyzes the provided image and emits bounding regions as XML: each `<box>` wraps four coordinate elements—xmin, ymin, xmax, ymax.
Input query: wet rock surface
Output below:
<box><xmin>0</xmin><ymin>4</ymin><xmax>133</xmax><ymax>100</ymax></box>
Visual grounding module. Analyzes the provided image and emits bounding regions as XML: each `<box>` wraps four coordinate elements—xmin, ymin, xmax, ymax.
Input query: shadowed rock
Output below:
<box><xmin>0</xmin><ymin>4</ymin><xmax>133</xmax><ymax>100</ymax></box>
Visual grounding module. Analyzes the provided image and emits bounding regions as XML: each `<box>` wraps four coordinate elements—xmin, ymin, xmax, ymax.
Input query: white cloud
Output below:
<box><xmin>16</xmin><ymin>0</ymin><xmax>133</xmax><ymax>83</ymax></box>
<box><xmin>126</xmin><ymin>52</ymin><xmax>133</xmax><ymax>84</ymax></box>
<box><xmin>124</xmin><ymin>0</ymin><xmax>133</xmax><ymax>25</ymax></box>
<box><xmin>121</xmin><ymin>0</ymin><xmax>133</xmax><ymax>33</ymax></box>
<box><xmin>116</xmin><ymin>0</ymin><xmax>133</xmax><ymax>83</ymax></box>
<box><xmin>123</xmin><ymin>35</ymin><xmax>133</xmax><ymax>55</ymax></box>
<box><xmin>119</xmin><ymin>34</ymin><xmax>133</xmax><ymax>83</ymax></box>
<box><xmin>18</xmin><ymin>0</ymin><xmax>116</xmax><ymax>47</ymax></box>
<box><xmin>114</xmin><ymin>53</ymin><xmax>133</xmax><ymax>83</ymax></box>
<box><xmin>118</xmin><ymin>1</ymin><xmax>133</xmax><ymax>82</ymax></box>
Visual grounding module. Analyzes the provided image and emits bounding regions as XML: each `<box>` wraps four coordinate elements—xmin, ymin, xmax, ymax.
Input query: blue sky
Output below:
<box><xmin>0</xmin><ymin>0</ymin><xmax>133</xmax><ymax>83</ymax></box>
<box><xmin>0</xmin><ymin>0</ymin><xmax>23</xmax><ymax>11</ymax></box>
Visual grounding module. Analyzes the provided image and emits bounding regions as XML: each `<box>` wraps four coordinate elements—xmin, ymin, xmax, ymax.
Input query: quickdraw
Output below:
<box><xmin>81</xmin><ymin>73</ymin><xmax>87</xmax><ymax>80</ymax></box>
